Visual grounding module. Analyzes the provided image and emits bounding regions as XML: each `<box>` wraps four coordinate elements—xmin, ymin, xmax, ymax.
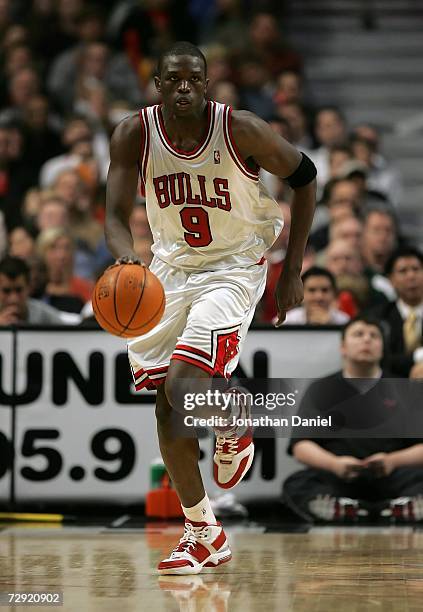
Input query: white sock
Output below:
<box><xmin>182</xmin><ymin>494</ymin><xmax>216</xmax><ymax>524</ymax></box>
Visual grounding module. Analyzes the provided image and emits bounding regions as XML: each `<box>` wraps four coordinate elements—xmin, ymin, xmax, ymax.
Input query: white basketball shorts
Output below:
<box><xmin>127</xmin><ymin>255</ymin><xmax>267</xmax><ymax>390</ymax></box>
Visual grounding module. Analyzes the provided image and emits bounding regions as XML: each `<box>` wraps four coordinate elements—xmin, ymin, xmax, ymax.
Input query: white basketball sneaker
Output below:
<box><xmin>157</xmin><ymin>520</ymin><xmax>232</xmax><ymax>575</ymax></box>
<box><xmin>213</xmin><ymin>387</ymin><xmax>254</xmax><ymax>489</ymax></box>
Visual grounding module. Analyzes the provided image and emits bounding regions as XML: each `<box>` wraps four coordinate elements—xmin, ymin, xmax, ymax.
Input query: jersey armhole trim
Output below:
<box><xmin>223</xmin><ymin>106</ymin><xmax>259</xmax><ymax>182</ymax></box>
<box><xmin>139</xmin><ymin>108</ymin><xmax>150</xmax><ymax>196</ymax></box>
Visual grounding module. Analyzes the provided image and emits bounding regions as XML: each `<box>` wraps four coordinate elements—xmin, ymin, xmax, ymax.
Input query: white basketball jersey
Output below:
<box><xmin>138</xmin><ymin>101</ymin><xmax>283</xmax><ymax>271</ymax></box>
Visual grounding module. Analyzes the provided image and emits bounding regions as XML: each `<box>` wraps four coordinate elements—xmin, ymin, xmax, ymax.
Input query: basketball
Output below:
<box><xmin>92</xmin><ymin>264</ymin><xmax>165</xmax><ymax>338</ymax></box>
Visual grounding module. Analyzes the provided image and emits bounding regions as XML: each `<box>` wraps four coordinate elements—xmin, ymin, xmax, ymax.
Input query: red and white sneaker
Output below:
<box><xmin>213</xmin><ymin>387</ymin><xmax>254</xmax><ymax>489</ymax></box>
<box><xmin>157</xmin><ymin>520</ymin><xmax>232</xmax><ymax>575</ymax></box>
<box><xmin>214</xmin><ymin>429</ymin><xmax>254</xmax><ymax>489</ymax></box>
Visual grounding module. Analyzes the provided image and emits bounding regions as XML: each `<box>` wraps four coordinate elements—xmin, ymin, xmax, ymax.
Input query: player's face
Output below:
<box><xmin>155</xmin><ymin>55</ymin><xmax>208</xmax><ymax>116</ymax></box>
<box><xmin>341</xmin><ymin>321</ymin><xmax>383</xmax><ymax>365</ymax></box>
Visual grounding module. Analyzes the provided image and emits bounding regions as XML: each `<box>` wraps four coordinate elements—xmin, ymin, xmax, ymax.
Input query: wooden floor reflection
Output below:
<box><xmin>1</xmin><ymin>523</ymin><xmax>423</xmax><ymax>611</ymax></box>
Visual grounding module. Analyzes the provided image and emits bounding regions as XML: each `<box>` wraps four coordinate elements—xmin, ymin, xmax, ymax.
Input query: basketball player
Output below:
<box><xmin>105</xmin><ymin>42</ymin><xmax>316</xmax><ymax>574</ymax></box>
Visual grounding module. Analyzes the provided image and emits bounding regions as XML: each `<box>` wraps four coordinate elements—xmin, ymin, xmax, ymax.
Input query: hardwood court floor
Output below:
<box><xmin>1</xmin><ymin>522</ymin><xmax>423</xmax><ymax>611</ymax></box>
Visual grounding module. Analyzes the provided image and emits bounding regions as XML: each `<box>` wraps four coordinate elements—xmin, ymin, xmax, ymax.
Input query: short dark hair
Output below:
<box><xmin>301</xmin><ymin>266</ymin><xmax>337</xmax><ymax>291</ymax></box>
<box><xmin>320</xmin><ymin>177</ymin><xmax>356</xmax><ymax>206</ymax></box>
<box><xmin>315</xmin><ymin>105</ymin><xmax>346</xmax><ymax>124</ymax></box>
<box><xmin>341</xmin><ymin>315</ymin><xmax>384</xmax><ymax>341</ymax></box>
<box><xmin>157</xmin><ymin>41</ymin><xmax>207</xmax><ymax>77</ymax></box>
<box><xmin>0</xmin><ymin>256</ymin><xmax>30</xmax><ymax>283</ymax></box>
<box><xmin>384</xmin><ymin>246</ymin><xmax>423</xmax><ymax>276</ymax></box>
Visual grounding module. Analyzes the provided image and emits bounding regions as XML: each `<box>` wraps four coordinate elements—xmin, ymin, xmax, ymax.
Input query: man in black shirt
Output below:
<box><xmin>283</xmin><ymin>315</ymin><xmax>423</xmax><ymax>521</ymax></box>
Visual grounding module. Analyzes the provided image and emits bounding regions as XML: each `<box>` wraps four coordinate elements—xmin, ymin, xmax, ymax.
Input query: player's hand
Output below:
<box><xmin>331</xmin><ymin>456</ymin><xmax>365</xmax><ymax>481</ymax></box>
<box><xmin>108</xmin><ymin>255</ymin><xmax>145</xmax><ymax>269</ymax></box>
<box><xmin>363</xmin><ymin>452</ymin><xmax>395</xmax><ymax>478</ymax></box>
<box><xmin>274</xmin><ymin>270</ymin><xmax>304</xmax><ymax>327</ymax></box>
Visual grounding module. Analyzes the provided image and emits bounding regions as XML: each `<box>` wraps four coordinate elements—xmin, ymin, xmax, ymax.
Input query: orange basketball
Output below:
<box><xmin>92</xmin><ymin>264</ymin><xmax>165</xmax><ymax>338</ymax></box>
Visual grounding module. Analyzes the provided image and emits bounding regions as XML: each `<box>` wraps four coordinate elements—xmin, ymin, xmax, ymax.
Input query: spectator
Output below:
<box><xmin>283</xmin><ymin>266</ymin><xmax>350</xmax><ymax>325</ymax></box>
<box><xmin>36</xmin><ymin>197</ymin><xmax>69</xmax><ymax>232</ymax></box>
<box><xmin>48</xmin><ymin>40</ymin><xmax>143</xmax><ymax>115</ymax></box>
<box><xmin>309</xmin><ymin>107</ymin><xmax>348</xmax><ymax>194</ymax></box>
<box><xmin>273</xmin><ymin>70</ymin><xmax>303</xmax><ymax>107</ymax></box>
<box><xmin>276</xmin><ymin>102</ymin><xmax>313</xmax><ymax>150</ymax></box>
<box><xmin>8</xmin><ymin>225</ymin><xmax>37</xmax><ymax>260</ymax></box>
<box><xmin>351</xmin><ymin>125</ymin><xmax>403</xmax><ymax>207</ymax></box>
<box><xmin>0</xmin><ymin>124</ymin><xmax>32</xmax><ymax>230</ymax></box>
<box><xmin>40</xmin><ymin>115</ymin><xmax>109</xmax><ymax>187</ymax></box>
<box><xmin>0</xmin><ymin>66</ymin><xmax>41</xmax><ymax>124</ymax></box>
<box><xmin>283</xmin><ymin>316</ymin><xmax>423</xmax><ymax>522</ymax></box>
<box><xmin>37</xmin><ymin>227</ymin><xmax>93</xmax><ymax>314</ymax></box>
<box><xmin>361</xmin><ymin>209</ymin><xmax>398</xmax><ymax>301</ymax></box>
<box><xmin>329</xmin><ymin>216</ymin><xmax>363</xmax><ymax>250</ymax></box>
<box><xmin>309</xmin><ymin>178</ymin><xmax>362</xmax><ymax>253</ymax></box>
<box><xmin>237</xmin><ymin>56</ymin><xmax>275</xmax><ymax>120</ymax></box>
<box><xmin>20</xmin><ymin>94</ymin><xmax>63</xmax><ymax>181</ymax></box>
<box><xmin>0</xmin><ymin>255</ymin><xmax>66</xmax><ymax>325</ymax></box>
<box><xmin>209</xmin><ymin>80</ymin><xmax>240</xmax><ymax>108</ymax></box>
<box><xmin>243</xmin><ymin>12</ymin><xmax>302</xmax><ymax>78</ymax></box>
<box><xmin>371</xmin><ymin>247</ymin><xmax>423</xmax><ymax>377</ymax></box>
<box><xmin>324</xmin><ymin>239</ymin><xmax>363</xmax><ymax>278</ymax></box>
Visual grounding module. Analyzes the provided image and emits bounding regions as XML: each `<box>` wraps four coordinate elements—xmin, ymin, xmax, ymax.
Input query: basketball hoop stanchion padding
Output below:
<box><xmin>146</xmin><ymin>462</ymin><xmax>183</xmax><ymax>518</ymax></box>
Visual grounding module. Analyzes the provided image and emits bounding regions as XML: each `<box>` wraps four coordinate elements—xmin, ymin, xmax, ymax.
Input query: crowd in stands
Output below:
<box><xmin>0</xmin><ymin>0</ymin><xmax>422</xmax><ymax>379</ymax></box>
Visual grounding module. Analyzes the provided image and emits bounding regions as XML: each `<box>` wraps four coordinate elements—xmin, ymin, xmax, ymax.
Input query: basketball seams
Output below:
<box><xmin>113</xmin><ymin>265</ymin><xmax>126</xmax><ymax>327</ymax></box>
<box><xmin>126</xmin><ymin>288</ymin><xmax>165</xmax><ymax>332</ymax></box>
<box><xmin>121</xmin><ymin>265</ymin><xmax>147</xmax><ymax>334</ymax></box>
<box><xmin>93</xmin><ymin>280</ymin><xmax>126</xmax><ymax>335</ymax></box>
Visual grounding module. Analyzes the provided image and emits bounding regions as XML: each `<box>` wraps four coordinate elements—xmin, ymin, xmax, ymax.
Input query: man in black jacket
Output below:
<box><xmin>283</xmin><ymin>315</ymin><xmax>423</xmax><ymax>522</ymax></box>
<box><xmin>370</xmin><ymin>247</ymin><xmax>423</xmax><ymax>377</ymax></box>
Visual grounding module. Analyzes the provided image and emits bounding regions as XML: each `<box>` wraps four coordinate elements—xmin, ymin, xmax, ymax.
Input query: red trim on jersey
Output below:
<box><xmin>171</xmin><ymin>353</ymin><xmax>215</xmax><ymax>376</ymax></box>
<box><xmin>135</xmin><ymin>376</ymin><xmax>166</xmax><ymax>391</ymax></box>
<box><xmin>214</xmin><ymin>330</ymin><xmax>240</xmax><ymax>377</ymax></box>
<box><xmin>174</xmin><ymin>343</ymin><xmax>212</xmax><ymax>361</ymax></box>
<box><xmin>142</xmin><ymin>108</ymin><xmax>150</xmax><ymax>183</ymax></box>
<box><xmin>256</xmin><ymin>256</ymin><xmax>266</xmax><ymax>265</ymax></box>
<box><xmin>223</xmin><ymin>106</ymin><xmax>259</xmax><ymax>181</ymax></box>
<box><xmin>154</xmin><ymin>101</ymin><xmax>215</xmax><ymax>159</ymax></box>
<box><xmin>133</xmin><ymin>364</ymin><xmax>168</xmax><ymax>379</ymax></box>
<box><xmin>138</xmin><ymin>108</ymin><xmax>150</xmax><ymax>196</ymax></box>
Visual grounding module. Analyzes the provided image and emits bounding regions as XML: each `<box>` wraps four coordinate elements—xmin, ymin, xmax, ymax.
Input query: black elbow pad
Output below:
<box><xmin>286</xmin><ymin>152</ymin><xmax>317</xmax><ymax>188</ymax></box>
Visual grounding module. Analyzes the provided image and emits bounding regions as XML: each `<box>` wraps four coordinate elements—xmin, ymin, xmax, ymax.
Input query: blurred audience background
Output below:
<box><xmin>0</xmin><ymin>0</ymin><xmax>422</xmax><ymax>377</ymax></box>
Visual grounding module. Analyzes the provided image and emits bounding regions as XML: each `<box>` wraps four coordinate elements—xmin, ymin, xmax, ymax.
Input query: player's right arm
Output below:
<box><xmin>105</xmin><ymin>115</ymin><xmax>143</xmax><ymax>262</ymax></box>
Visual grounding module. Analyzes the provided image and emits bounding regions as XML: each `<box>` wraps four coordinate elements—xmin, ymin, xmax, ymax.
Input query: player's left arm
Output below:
<box><xmin>231</xmin><ymin>110</ymin><xmax>317</xmax><ymax>326</ymax></box>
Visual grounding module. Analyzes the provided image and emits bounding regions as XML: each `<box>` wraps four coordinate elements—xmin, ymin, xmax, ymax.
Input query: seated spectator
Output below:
<box><xmin>237</xmin><ymin>56</ymin><xmax>275</xmax><ymax>120</ymax></box>
<box><xmin>283</xmin><ymin>316</ymin><xmax>423</xmax><ymax>522</ymax></box>
<box><xmin>371</xmin><ymin>247</ymin><xmax>423</xmax><ymax>377</ymax></box>
<box><xmin>351</xmin><ymin>125</ymin><xmax>403</xmax><ymax>207</ymax></box>
<box><xmin>36</xmin><ymin>196</ymin><xmax>69</xmax><ymax>232</ymax></box>
<box><xmin>362</xmin><ymin>208</ymin><xmax>398</xmax><ymax>301</ymax></box>
<box><xmin>309</xmin><ymin>178</ymin><xmax>362</xmax><ymax>252</ymax></box>
<box><xmin>37</xmin><ymin>227</ymin><xmax>93</xmax><ymax>314</ymax></box>
<box><xmin>324</xmin><ymin>239</ymin><xmax>363</xmax><ymax>278</ymax></box>
<box><xmin>328</xmin><ymin>145</ymin><xmax>353</xmax><ymax>179</ymax></box>
<box><xmin>329</xmin><ymin>216</ymin><xmax>363</xmax><ymax>250</ymax></box>
<box><xmin>283</xmin><ymin>266</ymin><xmax>350</xmax><ymax>325</ymax></box>
<box><xmin>309</xmin><ymin>106</ymin><xmax>349</xmax><ymax>195</ymax></box>
<box><xmin>8</xmin><ymin>225</ymin><xmax>37</xmax><ymax>260</ymax></box>
<box><xmin>0</xmin><ymin>255</ymin><xmax>66</xmax><ymax>325</ymax></box>
<box><xmin>276</xmin><ymin>102</ymin><xmax>313</xmax><ymax>150</ymax></box>
<box><xmin>39</xmin><ymin>115</ymin><xmax>109</xmax><ymax>187</ymax></box>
